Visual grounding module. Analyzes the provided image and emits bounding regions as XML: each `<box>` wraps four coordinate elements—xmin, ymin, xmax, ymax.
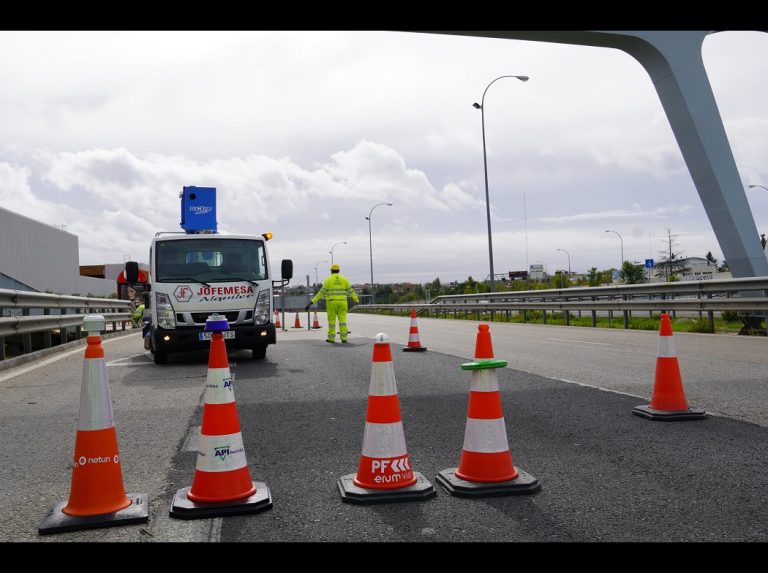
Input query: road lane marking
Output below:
<box><xmin>545</xmin><ymin>338</ymin><xmax>614</xmax><ymax>346</ymax></box>
<box><xmin>106</xmin><ymin>353</ymin><xmax>153</xmax><ymax>366</ymax></box>
<box><xmin>551</xmin><ymin>377</ymin><xmax>645</xmax><ymax>399</ymax></box>
<box><xmin>0</xmin><ymin>335</ymin><xmax>138</xmax><ymax>383</ymax></box>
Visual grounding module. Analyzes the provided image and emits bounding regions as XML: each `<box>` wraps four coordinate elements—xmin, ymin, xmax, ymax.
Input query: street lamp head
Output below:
<box><xmin>386</xmin><ymin>203</ymin><xmax>393</xmax><ymax>206</ymax></box>
<box><xmin>472</xmin><ymin>102</ymin><xmax>481</xmax><ymax>109</ymax></box>
<box><xmin>516</xmin><ymin>76</ymin><xmax>530</xmax><ymax>82</ymax></box>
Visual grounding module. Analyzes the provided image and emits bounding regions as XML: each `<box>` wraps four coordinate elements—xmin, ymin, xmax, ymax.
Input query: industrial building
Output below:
<box><xmin>0</xmin><ymin>206</ymin><xmax>115</xmax><ymax>297</ymax></box>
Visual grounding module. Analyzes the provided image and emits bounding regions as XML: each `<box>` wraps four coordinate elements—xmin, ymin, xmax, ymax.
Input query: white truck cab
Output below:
<box><xmin>126</xmin><ymin>187</ymin><xmax>292</xmax><ymax>364</ymax></box>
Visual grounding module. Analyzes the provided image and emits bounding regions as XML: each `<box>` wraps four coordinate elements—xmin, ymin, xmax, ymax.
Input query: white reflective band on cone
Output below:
<box><xmin>196</xmin><ymin>432</ymin><xmax>248</xmax><ymax>472</ymax></box>
<box><xmin>204</xmin><ymin>368</ymin><xmax>236</xmax><ymax>404</ymax></box>
<box><xmin>78</xmin><ymin>358</ymin><xmax>115</xmax><ymax>431</ymax></box>
<box><xmin>657</xmin><ymin>337</ymin><xmax>677</xmax><ymax>358</ymax></box>
<box><xmin>368</xmin><ymin>362</ymin><xmax>397</xmax><ymax>396</ymax></box>
<box><xmin>408</xmin><ymin>333</ymin><xmax>420</xmax><ymax>342</ymax></box>
<box><xmin>463</xmin><ymin>417</ymin><xmax>510</xmax><ymax>453</ymax></box>
<box><xmin>361</xmin><ymin>422</ymin><xmax>408</xmax><ymax>458</ymax></box>
<box><xmin>469</xmin><ymin>369</ymin><xmax>500</xmax><ymax>393</ymax></box>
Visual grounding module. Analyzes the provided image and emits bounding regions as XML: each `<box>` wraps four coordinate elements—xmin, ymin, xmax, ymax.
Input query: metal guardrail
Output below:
<box><xmin>0</xmin><ymin>288</ymin><xmax>134</xmax><ymax>361</ymax></box>
<box><xmin>352</xmin><ymin>277</ymin><xmax>768</xmax><ymax>334</ymax></box>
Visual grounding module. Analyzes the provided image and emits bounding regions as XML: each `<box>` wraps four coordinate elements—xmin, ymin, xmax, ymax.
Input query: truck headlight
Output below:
<box><xmin>155</xmin><ymin>292</ymin><xmax>176</xmax><ymax>329</ymax></box>
<box><xmin>253</xmin><ymin>289</ymin><xmax>270</xmax><ymax>325</ymax></box>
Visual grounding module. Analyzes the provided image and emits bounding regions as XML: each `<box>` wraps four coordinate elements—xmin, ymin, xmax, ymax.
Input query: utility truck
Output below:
<box><xmin>125</xmin><ymin>186</ymin><xmax>292</xmax><ymax>364</ymax></box>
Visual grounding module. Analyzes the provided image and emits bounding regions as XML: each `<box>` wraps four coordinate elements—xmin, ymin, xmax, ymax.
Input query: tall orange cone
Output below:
<box><xmin>312</xmin><ymin>310</ymin><xmax>322</xmax><ymax>329</ymax></box>
<box><xmin>38</xmin><ymin>315</ymin><xmax>148</xmax><ymax>534</ymax></box>
<box><xmin>292</xmin><ymin>310</ymin><xmax>302</xmax><ymax>328</ymax></box>
<box><xmin>170</xmin><ymin>314</ymin><xmax>272</xmax><ymax>518</ymax></box>
<box><xmin>338</xmin><ymin>333</ymin><xmax>435</xmax><ymax>504</ymax></box>
<box><xmin>274</xmin><ymin>309</ymin><xmax>281</xmax><ymax>329</ymax></box>
<box><xmin>633</xmin><ymin>313</ymin><xmax>707</xmax><ymax>421</ymax></box>
<box><xmin>402</xmin><ymin>309</ymin><xmax>427</xmax><ymax>352</ymax></box>
<box><xmin>437</xmin><ymin>324</ymin><xmax>540</xmax><ymax>497</ymax></box>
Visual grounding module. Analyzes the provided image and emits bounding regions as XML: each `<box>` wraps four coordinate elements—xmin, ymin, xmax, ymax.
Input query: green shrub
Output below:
<box><xmin>721</xmin><ymin>310</ymin><xmax>739</xmax><ymax>322</ymax></box>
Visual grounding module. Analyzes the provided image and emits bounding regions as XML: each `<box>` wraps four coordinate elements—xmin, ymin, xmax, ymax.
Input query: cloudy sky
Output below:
<box><xmin>1</xmin><ymin>31</ymin><xmax>766</xmax><ymax>285</ymax></box>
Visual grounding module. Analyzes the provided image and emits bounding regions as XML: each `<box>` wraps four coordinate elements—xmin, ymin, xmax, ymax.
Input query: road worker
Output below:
<box><xmin>131</xmin><ymin>303</ymin><xmax>145</xmax><ymax>328</ymax></box>
<box><xmin>307</xmin><ymin>263</ymin><xmax>359</xmax><ymax>343</ymax></box>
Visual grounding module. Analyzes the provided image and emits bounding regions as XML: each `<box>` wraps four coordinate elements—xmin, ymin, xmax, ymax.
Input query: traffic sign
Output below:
<box><xmin>645</xmin><ymin>259</ymin><xmax>654</xmax><ymax>268</ymax></box>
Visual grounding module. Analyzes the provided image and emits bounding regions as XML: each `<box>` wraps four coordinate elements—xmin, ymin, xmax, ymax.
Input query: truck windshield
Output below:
<box><xmin>155</xmin><ymin>238</ymin><xmax>267</xmax><ymax>283</ymax></box>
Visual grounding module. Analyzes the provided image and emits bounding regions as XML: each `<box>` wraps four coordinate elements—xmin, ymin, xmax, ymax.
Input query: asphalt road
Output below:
<box><xmin>0</xmin><ymin>316</ymin><xmax>765</xmax><ymax>542</ymax></box>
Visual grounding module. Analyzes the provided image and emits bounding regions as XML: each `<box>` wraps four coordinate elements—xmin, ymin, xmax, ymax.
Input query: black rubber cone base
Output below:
<box><xmin>338</xmin><ymin>471</ymin><xmax>436</xmax><ymax>504</ymax></box>
<box><xmin>38</xmin><ymin>493</ymin><xmax>149</xmax><ymax>535</ymax></box>
<box><xmin>169</xmin><ymin>481</ymin><xmax>272</xmax><ymax>520</ymax></box>
<box><xmin>403</xmin><ymin>346</ymin><xmax>427</xmax><ymax>352</ymax></box>
<box><xmin>633</xmin><ymin>405</ymin><xmax>708</xmax><ymax>421</ymax></box>
<box><xmin>436</xmin><ymin>468</ymin><xmax>540</xmax><ymax>498</ymax></box>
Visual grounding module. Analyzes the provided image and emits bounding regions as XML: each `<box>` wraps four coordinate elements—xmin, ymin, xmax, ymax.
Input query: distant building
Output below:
<box><xmin>651</xmin><ymin>256</ymin><xmax>723</xmax><ymax>281</ymax></box>
<box><xmin>0</xmin><ymin>206</ymin><xmax>114</xmax><ymax>296</ymax></box>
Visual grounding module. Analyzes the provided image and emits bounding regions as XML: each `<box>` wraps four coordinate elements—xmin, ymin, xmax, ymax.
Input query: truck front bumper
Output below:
<box><xmin>152</xmin><ymin>322</ymin><xmax>276</xmax><ymax>353</ymax></box>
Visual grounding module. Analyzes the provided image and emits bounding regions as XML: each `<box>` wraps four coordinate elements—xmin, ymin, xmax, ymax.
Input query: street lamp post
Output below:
<box><xmin>313</xmin><ymin>260</ymin><xmax>328</xmax><ymax>290</ymax></box>
<box><xmin>605</xmin><ymin>229</ymin><xmax>624</xmax><ymax>270</ymax></box>
<box><xmin>329</xmin><ymin>241</ymin><xmax>347</xmax><ymax>265</ymax></box>
<box><xmin>365</xmin><ymin>202</ymin><xmax>393</xmax><ymax>305</ymax></box>
<box><xmin>473</xmin><ymin>74</ymin><xmax>529</xmax><ymax>293</ymax></box>
<box><xmin>556</xmin><ymin>248</ymin><xmax>571</xmax><ymax>276</ymax></box>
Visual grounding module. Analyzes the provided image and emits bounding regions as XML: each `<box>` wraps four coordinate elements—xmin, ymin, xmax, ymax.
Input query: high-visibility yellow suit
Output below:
<box><xmin>311</xmin><ymin>266</ymin><xmax>359</xmax><ymax>343</ymax></box>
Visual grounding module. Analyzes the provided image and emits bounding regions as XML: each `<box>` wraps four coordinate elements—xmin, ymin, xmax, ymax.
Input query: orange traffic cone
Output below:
<box><xmin>170</xmin><ymin>314</ymin><xmax>272</xmax><ymax>519</ymax></box>
<box><xmin>38</xmin><ymin>315</ymin><xmax>148</xmax><ymax>534</ymax></box>
<box><xmin>338</xmin><ymin>333</ymin><xmax>435</xmax><ymax>504</ymax></box>
<box><xmin>311</xmin><ymin>311</ymin><xmax>321</xmax><ymax>329</ymax></box>
<box><xmin>274</xmin><ymin>309</ymin><xmax>281</xmax><ymax>329</ymax></box>
<box><xmin>402</xmin><ymin>309</ymin><xmax>427</xmax><ymax>352</ymax></box>
<box><xmin>437</xmin><ymin>324</ymin><xmax>540</xmax><ymax>497</ymax></box>
<box><xmin>633</xmin><ymin>313</ymin><xmax>707</xmax><ymax>421</ymax></box>
<box><xmin>292</xmin><ymin>311</ymin><xmax>302</xmax><ymax>328</ymax></box>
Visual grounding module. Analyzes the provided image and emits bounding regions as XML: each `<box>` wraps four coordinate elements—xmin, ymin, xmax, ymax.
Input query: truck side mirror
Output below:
<box><xmin>281</xmin><ymin>259</ymin><xmax>293</xmax><ymax>280</ymax></box>
<box><xmin>126</xmin><ymin>261</ymin><xmax>139</xmax><ymax>284</ymax></box>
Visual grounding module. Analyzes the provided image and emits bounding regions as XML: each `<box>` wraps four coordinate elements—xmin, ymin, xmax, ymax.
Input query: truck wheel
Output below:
<box><xmin>251</xmin><ymin>346</ymin><xmax>267</xmax><ymax>360</ymax></box>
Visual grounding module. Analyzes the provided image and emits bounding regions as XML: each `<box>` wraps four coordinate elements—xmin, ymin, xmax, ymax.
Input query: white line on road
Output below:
<box><xmin>208</xmin><ymin>518</ymin><xmax>223</xmax><ymax>542</ymax></box>
<box><xmin>106</xmin><ymin>353</ymin><xmax>152</xmax><ymax>366</ymax></box>
<box><xmin>551</xmin><ymin>377</ymin><xmax>646</xmax><ymax>399</ymax></box>
<box><xmin>545</xmin><ymin>338</ymin><xmax>614</xmax><ymax>346</ymax></box>
<box><xmin>0</xmin><ymin>335</ymin><xmax>138</xmax><ymax>384</ymax></box>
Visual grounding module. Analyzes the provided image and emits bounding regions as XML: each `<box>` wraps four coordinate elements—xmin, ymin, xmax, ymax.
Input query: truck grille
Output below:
<box><xmin>190</xmin><ymin>311</ymin><xmax>241</xmax><ymax>324</ymax></box>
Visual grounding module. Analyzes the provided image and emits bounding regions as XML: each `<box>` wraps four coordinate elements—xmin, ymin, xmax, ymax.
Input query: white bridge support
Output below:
<box><xmin>453</xmin><ymin>31</ymin><xmax>768</xmax><ymax>278</ymax></box>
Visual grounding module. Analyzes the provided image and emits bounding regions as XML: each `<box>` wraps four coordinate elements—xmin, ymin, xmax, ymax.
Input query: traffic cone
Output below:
<box><xmin>312</xmin><ymin>311</ymin><xmax>321</xmax><ymax>329</ymax></box>
<box><xmin>170</xmin><ymin>314</ymin><xmax>272</xmax><ymax>519</ymax></box>
<box><xmin>633</xmin><ymin>313</ymin><xmax>707</xmax><ymax>421</ymax></box>
<box><xmin>274</xmin><ymin>309</ymin><xmax>281</xmax><ymax>329</ymax></box>
<box><xmin>38</xmin><ymin>315</ymin><xmax>148</xmax><ymax>534</ymax></box>
<box><xmin>292</xmin><ymin>310</ymin><xmax>302</xmax><ymax>328</ymax></box>
<box><xmin>338</xmin><ymin>333</ymin><xmax>435</xmax><ymax>504</ymax></box>
<box><xmin>402</xmin><ymin>309</ymin><xmax>427</xmax><ymax>352</ymax></box>
<box><xmin>437</xmin><ymin>324</ymin><xmax>540</xmax><ymax>497</ymax></box>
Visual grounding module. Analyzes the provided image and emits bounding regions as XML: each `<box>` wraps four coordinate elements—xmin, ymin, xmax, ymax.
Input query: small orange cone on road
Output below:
<box><xmin>338</xmin><ymin>333</ymin><xmax>435</xmax><ymax>504</ymax></box>
<box><xmin>633</xmin><ymin>313</ymin><xmax>707</xmax><ymax>421</ymax></box>
<box><xmin>170</xmin><ymin>314</ymin><xmax>272</xmax><ymax>519</ymax></box>
<box><xmin>292</xmin><ymin>311</ymin><xmax>302</xmax><ymax>329</ymax></box>
<box><xmin>274</xmin><ymin>309</ymin><xmax>281</xmax><ymax>329</ymax></box>
<box><xmin>402</xmin><ymin>309</ymin><xmax>427</xmax><ymax>352</ymax></box>
<box><xmin>38</xmin><ymin>315</ymin><xmax>148</xmax><ymax>535</ymax></box>
<box><xmin>312</xmin><ymin>311</ymin><xmax>321</xmax><ymax>329</ymax></box>
<box><xmin>437</xmin><ymin>323</ymin><xmax>540</xmax><ymax>497</ymax></box>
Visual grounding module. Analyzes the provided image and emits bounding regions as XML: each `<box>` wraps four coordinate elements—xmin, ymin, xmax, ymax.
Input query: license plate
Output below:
<box><xmin>199</xmin><ymin>331</ymin><xmax>235</xmax><ymax>341</ymax></box>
